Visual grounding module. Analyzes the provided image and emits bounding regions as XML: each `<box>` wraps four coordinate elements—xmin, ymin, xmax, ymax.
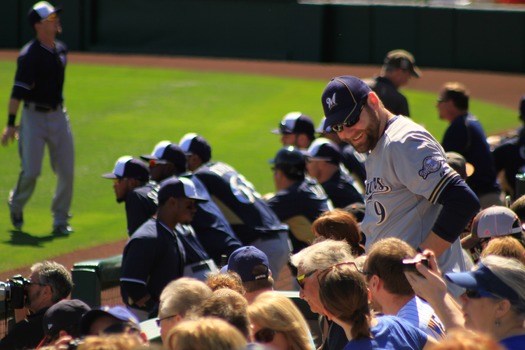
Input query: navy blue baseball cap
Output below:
<box><xmin>225</xmin><ymin>246</ymin><xmax>270</xmax><ymax>282</ymax></box>
<box><xmin>43</xmin><ymin>299</ymin><xmax>91</xmax><ymax>338</ymax></box>
<box><xmin>306</xmin><ymin>138</ymin><xmax>341</xmax><ymax>165</ymax></box>
<box><xmin>179</xmin><ymin>133</ymin><xmax>212</xmax><ymax>163</ymax></box>
<box><xmin>140</xmin><ymin>141</ymin><xmax>187</xmax><ymax>172</ymax></box>
<box><xmin>445</xmin><ymin>262</ymin><xmax>522</xmax><ymax>304</ymax></box>
<box><xmin>315</xmin><ymin>116</ymin><xmax>333</xmax><ymax>134</ymax></box>
<box><xmin>321</xmin><ymin>76</ymin><xmax>371</xmax><ymax>131</ymax></box>
<box><xmin>101</xmin><ymin>156</ymin><xmax>150</xmax><ymax>182</ymax></box>
<box><xmin>158</xmin><ymin>177</ymin><xmax>207</xmax><ymax>203</ymax></box>
<box><xmin>80</xmin><ymin>305</ymin><xmax>140</xmax><ymax>336</ymax></box>
<box><xmin>28</xmin><ymin>1</ymin><xmax>62</xmax><ymax>26</ymax></box>
<box><xmin>272</xmin><ymin>112</ymin><xmax>315</xmax><ymax>137</ymax></box>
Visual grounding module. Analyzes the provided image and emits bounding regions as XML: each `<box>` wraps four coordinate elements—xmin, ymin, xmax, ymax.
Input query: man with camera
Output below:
<box><xmin>0</xmin><ymin>261</ymin><xmax>73</xmax><ymax>350</ymax></box>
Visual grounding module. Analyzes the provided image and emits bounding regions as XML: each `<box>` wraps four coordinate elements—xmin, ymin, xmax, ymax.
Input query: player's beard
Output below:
<box><xmin>344</xmin><ymin>107</ymin><xmax>381</xmax><ymax>153</ymax></box>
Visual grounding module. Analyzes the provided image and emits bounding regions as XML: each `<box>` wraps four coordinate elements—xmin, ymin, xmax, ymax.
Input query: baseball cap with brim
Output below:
<box><xmin>140</xmin><ymin>141</ymin><xmax>187</xmax><ymax>171</ymax></box>
<box><xmin>445</xmin><ymin>262</ymin><xmax>522</xmax><ymax>304</ymax></box>
<box><xmin>315</xmin><ymin>117</ymin><xmax>333</xmax><ymax>134</ymax></box>
<box><xmin>321</xmin><ymin>76</ymin><xmax>371</xmax><ymax>131</ymax></box>
<box><xmin>158</xmin><ymin>177</ymin><xmax>207</xmax><ymax>203</ymax></box>
<box><xmin>80</xmin><ymin>305</ymin><xmax>140</xmax><ymax>336</ymax></box>
<box><xmin>272</xmin><ymin>112</ymin><xmax>315</xmax><ymax>136</ymax></box>
<box><xmin>384</xmin><ymin>49</ymin><xmax>422</xmax><ymax>78</ymax></box>
<box><xmin>446</xmin><ymin>152</ymin><xmax>475</xmax><ymax>180</ymax></box>
<box><xmin>226</xmin><ymin>246</ymin><xmax>270</xmax><ymax>282</ymax></box>
<box><xmin>101</xmin><ymin>156</ymin><xmax>150</xmax><ymax>182</ymax></box>
<box><xmin>43</xmin><ymin>299</ymin><xmax>91</xmax><ymax>338</ymax></box>
<box><xmin>28</xmin><ymin>1</ymin><xmax>62</xmax><ymax>26</ymax></box>
<box><xmin>179</xmin><ymin>133</ymin><xmax>212</xmax><ymax>163</ymax></box>
<box><xmin>307</xmin><ymin>138</ymin><xmax>341</xmax><ymax>165</ymax></box>
<box><xmin>461</xmin><ymin>206</ymin><xmax>523</xmax><ymax>250</ymax></box>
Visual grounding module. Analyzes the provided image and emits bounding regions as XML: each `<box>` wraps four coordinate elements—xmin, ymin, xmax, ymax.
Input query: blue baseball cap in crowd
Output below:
<box><xmin>140</xmin><ymin>141</ymin><xmax>187</xmax><ymax>171</ymax></box>
<box><xmin>179</xmin><ymin>133</ymin><xmax>212</xmax><ymax>163</ymax></box>
<box><xmin>225</xmin><ymin>246</ymin><xmax>270</xmax><ymax>282</ymax></box>
<box><xmin>272</xmin><ymin>112</ymin><xmax>315</xmax><ymax>137</ymax></box>
<box><xmin>80</xmin><ymin>305</ymin><xmax>140</xmax><ymax>336</ymax></box>
<box><xmin>445</xmin><ymin>262</ymin><xmax>522</xmax><ymax>304</ymax></box>
<box><xmin>101</xmin><ymin>156</ymin><xmax>150</xmax><ymax>182</ymax></box>
<box><xmin>158</xmin><ymin>177</ymin><xmax>207</xmax><ymax>203</ymax></box>
<box><xmin>306</xmin><ymin>138</ymin><xmax>341</xmax><ymax>165</ymax></box>
<box><xmin>321</xmin><ymin>76</ymin><xmax>371</xmax><ymax>131</ymax></box>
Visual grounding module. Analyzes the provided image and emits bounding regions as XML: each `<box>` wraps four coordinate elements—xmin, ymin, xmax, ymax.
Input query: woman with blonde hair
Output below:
<box><xmin>247</xmin><ymin>291</ymin><xmax>315</xmax><ymax>350</ymax></box>
<box><xmin>166</xmin><ymin>317</ymin><xmax>247</xmax><ymax>350</ymax></box>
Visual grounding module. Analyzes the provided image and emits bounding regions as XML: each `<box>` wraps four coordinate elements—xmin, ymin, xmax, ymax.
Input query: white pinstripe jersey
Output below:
<box><xmin>362</xmin><ymin>116</ymin><xmax>466</xmax><ymax>277</ymax></box>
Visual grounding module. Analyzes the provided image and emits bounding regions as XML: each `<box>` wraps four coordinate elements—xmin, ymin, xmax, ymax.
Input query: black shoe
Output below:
<box><xmin>52</xmin><ymin>225</ymin><xmax>74</xmax><ymax>235</ymax></box>
<box><xmin>10</xmin><ymin>209</ymin><xmax>23</xmax><ymax>230</ymax></box>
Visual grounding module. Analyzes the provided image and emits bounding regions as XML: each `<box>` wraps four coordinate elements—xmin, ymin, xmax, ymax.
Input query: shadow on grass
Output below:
<box><xmin>5</xmin><ymin>230</ymin><xmax>69</xmax><ymax>247</ymax></box>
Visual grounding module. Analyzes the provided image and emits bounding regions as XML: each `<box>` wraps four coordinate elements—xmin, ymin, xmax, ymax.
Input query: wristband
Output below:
<box><xmin>7</xmin><ymin>114</ymin><xmax>16</xmax><ymax>127</ymax></box>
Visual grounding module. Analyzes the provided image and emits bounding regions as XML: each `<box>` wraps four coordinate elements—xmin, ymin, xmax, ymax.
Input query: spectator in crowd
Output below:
<box><xmin>165</xmin><ymin>318</ymin><xmax>247</xmax><ymax>350</ymax></box>
<box><xmin>322</xmin><ymin>75</ymin><xmax>479</xmax><ymax>297</ymax></box>
<box><xmin>305</xmin><ymin>138</ymin><xmax>363</xmax><ymax>208</ymax></box>
<box><xmin>196</xmin><ymin>288</ymin><xmax>251</xmax><ymax>340</ymax></box>
<box><xmin>157</xmin><ymin>278</ymin><xmax>213</xmax><ymax>344</ymax></box>
<box><xmin>479</xmin><ymin>236</ymin><xmax>525</xmax><ymax>264</ymax></box>
<box><xmin>446</xmin><ymin>152</ymin><xmax>474</xmax><ymax>181</ymax></box>
<box><xmin>312</xmin><ymin>209</ymin><xmax>365</xmax><ymax>257</ymax></box>
<box><xmin>80</xmin><ymin>306</ymin><xmax>144</xmax><ymax>339</ymax></box>
<box><xmin>141</xmin><ymin>140</ymin><xmax>241</xmax><ymax>264</ymax></box>
<box><xmin>510</xmin><ymin>193</ymin><xmax>525</xmax><ymax>222</ymax></box>
<box><xmin>102</xmin><ymin>156</ymin><xmax>158</xmax><ymax>236</ymax></box>
<box><xmin>343</xmin><ymin>202</ymin><xmax>366</xmax><ymax>224</ymax></box>
<box><xmin>437</xmin><ymin>82</ymin><xmax>501</xmax><ymax>208</ymax></box>
<box><xmin>318</xmin><ymin>262</ymin><xmax>436</xmax><ymax>349</ymax></box>
<box><xmin>40</xmin><ymin>299</ymin><xmax>91</xmax><ymax>347</ymax></box>
<box><xmin>222</xmin><ymin>246</ymin><xmax>274</xmax><ymax>303</ymax></box>
<box><xmin>405</xmin><ymin>254</ymin><xmax>525</xmax><ymax>350</ymax></box>
<box><xmin>461</xmin><ymin>206</ymin><xmax>525</xmax><ymax>263</ymax></box>
<box><xmin>119</xmin><ymin>177</ymin><xmax>209</xmax><ymax>320</ymax></box>
<box><xmin>316</xmin><ymin>116</ymin><xmax>367</xmax><ymax>190</ymax></box>
<box><xmin>363</xmin><ymin>238</ymin><xmax>446</xmax><ymax>340</ymax></box>
<box><xmin>492</xmin><ymin>96</ymin><xmax>525</xmax><ymax>199</ymax></box>
<box><xmin>272</xmin><ymin>112</ymin><xmax>316</xmax><ymax>149</ymax></box>
<box><xmin>179</xmin><ymin>133</ymin><xmax>290</xmax><ymax>280</ymax></box>
<box><xmin>70</xmin><ymin>334</ymin><xmax>144</xmax><ymax>350</ymax></box>
<box><xmin>247</xmin><ymin>291</ymin><xmax>315</xmax><ymax>350</ymax></box>
<box><xmin>0</xmin><ymin>261</ymin><xmax>73</xmax><ymax>350</ymax></box>
<box><xmin>205</xmin><ymin>271</ymin><xmax>246</xmax><ymax>295</ymax></box>
<box><xmin>428</xmin><ymin>329</ymin><xmax>504</xmax><ymax>350</ymax></box>
<box><xmin>3</xmin><ymin>1</ymin><xmax>74</xmax><ymax>235</ymax></box>
<box><xmin>290</xmin><ymin>239</ymin><xmax>355</xmax><ymax>350</ymax></box>
<box><xmin>365</xmin><ymin>49</ymin><xmax>421</xmax><ymax>117</ymax></box>
<box><xmin>267</xmin><ymin>146</ymin><xmax>332</xmax><ymax>253</ymax></box>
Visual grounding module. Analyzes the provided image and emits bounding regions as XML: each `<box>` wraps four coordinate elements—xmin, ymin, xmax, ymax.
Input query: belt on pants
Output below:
<box><xmin>24</xmin><ymin>102</ymin><xmax>62</xmax><ymax>113</ymax></box>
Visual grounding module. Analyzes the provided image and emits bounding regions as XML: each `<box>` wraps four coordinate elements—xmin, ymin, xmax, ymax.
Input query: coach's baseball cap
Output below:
<box><xmin>461</xmin><ymin>206</ymin><xmax>523</xmax><ymax>250</ymax></box>
<box><xmin>158</xmin><ymin>177</ymin><xmax>207</xmax><ymax>203</ymax></box>
<box><xmin>28</xmin><ymin>1</ymin><xmax>62</xmax><ymax>26</ymax></box>
<box><xmin>384</xmin><ymin>49</ymin><xmax>421</xmax><ymax>78</ymax></box>
<box><xmin>446</xmin><ymin>152</ymin><xmax>474</xmax><ymax>180</ymax></box>
<box><xmin>306</xmin><ymin>138</ymin><xmax>341</xmax><ymax>165</ymax></box>
<box><xmin>43</xmin><ymin>299</ymin><xmax>91</xmax><ymax>338</ymax></box>
<box><xmin>101</xmin><ymin>156</ymin><xmax>149</xmax><ymax>182</ymax></box>
<box><xmin>141</xmin><ymin>141</ymin><xmax>187</xmax><ymax>171</ymax></box>
<box><xmin>272</xmin><ymin>112</ymin><xmax>315</xmax><ymax>137</ymax></box>
<box><xmin>270</xmin><ymin>146</ymin><xmax>306</xmax><ymax>177</ymax></box>
<box><xmin>80</xmin><ymin>305</ymin><xmax>140</xmax><ymax>336</ymax></box>
<box><xmin>225</xmin><ymin>246</ymin><xmax>271</xmax><ymax>282</ymax></box>
<box><xmin>179</xmin><ymin>133</ymin><xmax>212</xmax><ymax>163</ymax></box>
<box><xmin>321</xmin><ymin>76</ymin><xmax>371</xmax><ymax>131</ymax></box>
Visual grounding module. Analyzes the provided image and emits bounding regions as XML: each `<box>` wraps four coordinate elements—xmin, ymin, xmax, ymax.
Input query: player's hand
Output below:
<box><xmin>1</xmin><ymin>126</ymin><xmax>18</xmax><ymax>146</ymax></box>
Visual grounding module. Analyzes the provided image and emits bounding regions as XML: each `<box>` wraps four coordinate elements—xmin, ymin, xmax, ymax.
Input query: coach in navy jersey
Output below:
<box><xmin>267</xmin><ymin>146</ymin><xmax>332</xmax><ymax>253</ymax></box>
<box><xmin>102</xmin><ymin>156</ymin><xmax>158</xmax><ymax>236</ymax></box>
<box><xmin>306</xmin><ymin>138</ymin><xmax>363</xmax><ymax>208</ymax></box>
<box><xmin>179</xmin><ymin>133</ymin><xmax>290</xmax><ymax>279</ymax></box>
<box><xmin>141</xmin><ymin>140</ymin><xmax>242</xmax><ymax>264</ymax></box>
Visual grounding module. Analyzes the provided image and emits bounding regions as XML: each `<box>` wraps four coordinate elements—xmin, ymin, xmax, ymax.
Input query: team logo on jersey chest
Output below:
<box><xmin>365</xmin><ymin>177</ymin><xmax>391</xmax><ymax>199</ymax></box>
<box><xmin>418</xmin><ymin>156</ymin><xmax>442</xmax><ymax>179</ymax></box>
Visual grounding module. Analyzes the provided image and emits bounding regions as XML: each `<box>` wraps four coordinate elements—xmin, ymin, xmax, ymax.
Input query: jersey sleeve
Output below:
<box><xmin>125</xmin><ymin>190</ymin><xmax>156</xmax><ymax>235</ymax></box>
<box><xmin>11</xmin><ymin>46</ymin><xmax>38</xmax><ymax>100</ymax></box>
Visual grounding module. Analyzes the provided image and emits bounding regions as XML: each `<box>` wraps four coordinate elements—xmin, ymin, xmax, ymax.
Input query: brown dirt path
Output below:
<box><xmin>1</xmin><ymin>50</ymin><xmax>523</xmax><ymax>283</ymax></box>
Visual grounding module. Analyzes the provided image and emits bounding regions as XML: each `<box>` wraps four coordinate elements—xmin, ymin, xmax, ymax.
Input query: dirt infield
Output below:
<box><xmin>1</xmin><ymin>50</ymin><xmax>524</xmax><ymax>283</ymax></box>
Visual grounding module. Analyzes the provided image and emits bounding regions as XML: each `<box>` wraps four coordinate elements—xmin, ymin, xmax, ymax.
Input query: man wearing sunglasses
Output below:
<box><xmin>2</xmin><ymin>1</ymin><xmax>75</xmax><ymax>235</ymax></box>
<box><xmin>321</xmin><ymin>75</ymin><xmax>480</xmax><ymax>297</ymax></box>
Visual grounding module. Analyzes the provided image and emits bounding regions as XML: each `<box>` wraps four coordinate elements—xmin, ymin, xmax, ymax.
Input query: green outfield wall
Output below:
<box><xmin>3</xmin><ymin>0</ymin><xmax>525</xmax><ymax>73</ymax></box>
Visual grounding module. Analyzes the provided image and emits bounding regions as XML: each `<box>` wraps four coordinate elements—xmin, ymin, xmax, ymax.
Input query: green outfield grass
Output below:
<box><xmin>0</xmin><ymin>60</ymin><xmax>518</xmax><ymax>273</ymax></box>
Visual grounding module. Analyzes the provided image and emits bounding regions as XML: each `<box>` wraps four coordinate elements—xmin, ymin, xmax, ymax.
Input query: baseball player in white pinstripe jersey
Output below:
<box><xmin>321</xmin><ymin>76</ymin><xmax>480</xmax><ymax>297</ymax></box>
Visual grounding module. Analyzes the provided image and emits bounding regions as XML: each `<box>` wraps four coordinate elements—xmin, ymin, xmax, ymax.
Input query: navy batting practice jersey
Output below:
<box><xmin>322</xmin><ymin>169</ymin><xmax>364</xmax><ymax>208</ymax></box>
<box><xmin>125</xmin><ymin>181</ymin><xmax>159</xmax><ymax>236</ymax></box>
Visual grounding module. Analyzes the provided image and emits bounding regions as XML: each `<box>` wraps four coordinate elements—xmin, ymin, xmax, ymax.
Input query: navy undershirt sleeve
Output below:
<box><xmin>432</xmin><ymin>176</ymin><xmax>480</xmax><ymax>242</ymax></box>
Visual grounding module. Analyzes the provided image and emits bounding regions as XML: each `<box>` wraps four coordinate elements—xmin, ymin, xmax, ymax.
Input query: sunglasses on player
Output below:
<box><xmin>331</xmin><ymin>98</ymin><xmax>367</xmax><ymax>133</ymax></box>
